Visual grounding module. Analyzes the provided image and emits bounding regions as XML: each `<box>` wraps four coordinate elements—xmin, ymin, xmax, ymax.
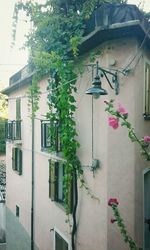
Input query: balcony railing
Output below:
<box><xmin>5</xmin><ymin>120</ymin><xmax>22</xmax><ymax>140</ymax></box>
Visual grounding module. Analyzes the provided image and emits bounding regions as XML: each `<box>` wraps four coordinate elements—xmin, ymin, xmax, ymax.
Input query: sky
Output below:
<box><xmin>0</xmin><ymin>0</ymin><xmax>150</xmax><ymax>88</ymax></box>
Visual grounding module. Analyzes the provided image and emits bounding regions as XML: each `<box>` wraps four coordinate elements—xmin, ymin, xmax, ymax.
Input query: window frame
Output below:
<box><xmin>16</xmin><ymin>205</ymin><xmax>20</xmax><ymax>217</ymax></box>
<box><xmin>5</xmin><ymin>120</ymin><xmax>21</xmax><ymax>140</ymax></box>
<box><xmin>41</xmin><ymin>120</ymin><xmax>61</xmax><ymax>152</ymax></box>
<box><xmin>49</xmin><ymin>159</ymin><xmax>73</xmax><ymax>212</ymax></box>
<box><xmin>41</xmin><ymin>120</ymin><xmax>52</xmax><ymax>149</ymax></box>
<box><xmin>53</xmin><ymin>228</ymin><xmax>70</xmax><ymax>250</ymax></box>
<box><xmin>49</xmin><ymin>160</ymin><xmax>64</xmax><ymax>203</ymax></box>
<box><xmin>12</xmin><ymin>147</ymin><xmax>22</xmax><ymax>175</ymax></box>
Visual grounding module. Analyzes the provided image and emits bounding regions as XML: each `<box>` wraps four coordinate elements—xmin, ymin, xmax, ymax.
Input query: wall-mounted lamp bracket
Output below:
<box><xmin>86</xmin><ymin>61</ymin><xmax>119</xmax><ymax>97</ymax></box>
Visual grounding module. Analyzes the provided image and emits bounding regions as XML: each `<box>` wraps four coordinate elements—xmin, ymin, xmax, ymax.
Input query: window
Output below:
<box><xmin>16</xmin><ymin>205</ymin><xmax>19</xmax><ymax>217</ymax></box>
<box><xmin>49</xmin><ymin>160</ymin><xmax>73</xmax><ymax>211</ymax></box>
<box><xmin>5</xmin><ymin>121</ymin><xmax>13</xmax><ymax>140</ymax></box>
<box><xmin>54</xmin><ymin>231</ymin><xmax>69</xmax><ymax>250</ymax></box>
<box><xmin>16</xmin><ymin>98</ymin><xmax>21</xmax><ymax>121</ymax></box>
<box><xmin>144</xmin><ymin>63</ymin><xmax>150</xmax><ymax>118</ymax></box>
<box><xmin>12</xmin><ymin>148</ymin><xmax>22</xmax><ymax>175</ymax></box>
<box><xmin>5</xmin><ymin>120</ymin><xmax>21</xmax><ymax>140</ymax></box>
<box><xmin>49</xmin><ymin>160</ymin><xmax>64</xmax><ymax>203</ymax></box>
<box><xmin>41</xmin><ymin>120</ymin><xmax>52</xmax><ymax>148</ymax></box>
<box><xmin>41</xmin><ymin>120</ymin><xmax>61</xmax><ymax>152</ymax></box>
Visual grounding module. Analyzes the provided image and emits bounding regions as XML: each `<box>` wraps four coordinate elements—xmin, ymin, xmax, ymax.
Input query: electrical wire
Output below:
<box><xmin>122</xmin><ymin>26</ymin><xmax>150</xmax><ymax>73</ymax></box>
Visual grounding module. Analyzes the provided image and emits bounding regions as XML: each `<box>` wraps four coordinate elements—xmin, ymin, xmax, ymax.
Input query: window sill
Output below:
<box><xmin>41</xmin><ymin>148</ymin><xmax>64</xmax><ymax>159</ymax></box>
<box><xmin>6</xmin><ymin>139</ymin><xmax>22</xmax><ymax>144</ymax></box>
<box><xmin>13</xmin><ymin>170</ymin><xmax>22</xmax><ymax>176</ymax></box>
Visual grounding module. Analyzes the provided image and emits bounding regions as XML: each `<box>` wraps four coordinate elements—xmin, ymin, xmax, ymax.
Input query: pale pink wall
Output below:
<box><xmin>6</xmin><ymin>36</ymin><xmax>150</xmax><ymax>250</ymax></box>
<box><xmin>6</xmin><ymin>84</ymin><xmax>32</xmax><ymax>234</ymax></box>
<box><xmin>75</xmin><ymin>37</ymin><xmax>150</xmax><ymax>250</ymax></box>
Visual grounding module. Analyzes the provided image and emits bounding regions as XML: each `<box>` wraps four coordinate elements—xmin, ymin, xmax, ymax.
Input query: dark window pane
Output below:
<box><xmin>16</xmin><ymin>205</ymin><xmax>19</xmax><ymax>217</ymax></box>
<box><xmin>55</xmin><ymin>232</ymin><xmax>68</xmax><ymax>250</ymax></box>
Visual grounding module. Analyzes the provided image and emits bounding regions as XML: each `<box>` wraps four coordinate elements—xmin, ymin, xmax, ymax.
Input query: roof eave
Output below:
<box><xmin>1</xmin><ymin>73</ymin><xmax>33</xmax><ymax>95</ymax></box>
<box><xmin>79</xmin><ymin>20</ymin><xmax>150</xmax><ymax>54</ymax></box>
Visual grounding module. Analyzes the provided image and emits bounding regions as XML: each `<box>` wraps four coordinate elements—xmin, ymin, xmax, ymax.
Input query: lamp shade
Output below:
<box><xmin>86</xmin><ymin>75</ymin><xmax>108</xmax><ymax>97</ymax></box>
<box><xmin>86</xmin><ymin>85</ymin><xmax>108</xmax><ymax>96</ymax></box>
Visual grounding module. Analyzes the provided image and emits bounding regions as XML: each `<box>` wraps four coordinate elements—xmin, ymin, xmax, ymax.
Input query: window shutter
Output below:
<box><xmin>49</xmin><ymin>160</ymin><xmax>58</xmax><ymax>201</ymax></box>
<box><xmin>18</xmin><ymin>149</ymin><xmax>22</xmax><ymax>175</ymax></box>
<box><xmin>16</xmin><ymin>98</ymin><xmax>21</xmax><ymax>121</ymax></box>
<box><xmin>12</xmin><ymin>148</ymin><xmax>16</xmax><ymax>170</ymax></box>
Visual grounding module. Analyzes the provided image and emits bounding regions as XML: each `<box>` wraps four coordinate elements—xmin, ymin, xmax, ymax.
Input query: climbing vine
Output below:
<box><xmin>108</xmin><ymin>198</ymin><xmax>142</xmax><ymax>250</ymax></box>
<box><xmin>12</xmin><ymin>0</ymin><xmax>128</xmax><ymax>249</ymax></box>
<box><xmin>27</xmin><ymin>75</ymin><xmax>41</xmax><ymax>118</ymax></box>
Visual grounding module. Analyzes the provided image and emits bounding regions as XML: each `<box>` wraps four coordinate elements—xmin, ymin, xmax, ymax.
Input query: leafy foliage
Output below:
<box><xmin>0</xmin><ymin>94</ymin><xmax>8</xmax><ymax>119</ymax></box>
<box><xmin>27</xmin><ymin>75</ymin><xmax>41</xmax><ymax>118</ymax></box>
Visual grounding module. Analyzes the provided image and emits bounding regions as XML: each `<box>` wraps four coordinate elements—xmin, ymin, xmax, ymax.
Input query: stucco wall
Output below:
<box><xmin>5</xmin><ymin>37</ymin><xmax>150</xmax><ymax>250</ymax></box>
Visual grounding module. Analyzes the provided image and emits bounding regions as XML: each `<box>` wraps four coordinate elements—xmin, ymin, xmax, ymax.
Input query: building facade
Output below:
<box><xmin>2</xmin><ymin>4</ymin><xmax>150</xmax><ymax>250</ymax></box>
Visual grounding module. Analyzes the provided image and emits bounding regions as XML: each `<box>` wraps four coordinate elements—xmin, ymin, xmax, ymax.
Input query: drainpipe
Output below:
<box><xmin>71</xmin><ymin>170</ymin><xmax>78</xmax><ymax>250</ymax></box>
<box><xmin>31</xmin><ymin>93</ymin><xmax>35</xmax><ymax>250</ymax></box>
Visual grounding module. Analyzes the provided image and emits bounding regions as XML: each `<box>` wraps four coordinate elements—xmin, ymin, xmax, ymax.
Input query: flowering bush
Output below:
<box><xmin>108</xmin><ymin>117</ymin><xmax>119</xmax><ymax>129</ymax></box>
<box><xmin>108</xmin><ymin>198</ymin><xmax>141</xmax><ymax>250</ymax></box>
<box><xmin>108</xmin><ymin>198</ymin><xmax>119</xmax><ymax>206</ymax></box>
<box><xmin>144</xmin><ymin>136</ymin><xmax>150</xmax><ymax>142</ymax></box>
<box><xmin>117</xmin><ymin>103</ymin><xmax>128</xmax><ymax>116</ymax></box>
<box><xmin>105</xmin><ymin>100</ymin><xmax>150</xmax><ymax>161</ymax></box>
<box><xmin>105</xmin><ymin>100</ymin><xmax>148</xmax><ymax>250</ymax></box>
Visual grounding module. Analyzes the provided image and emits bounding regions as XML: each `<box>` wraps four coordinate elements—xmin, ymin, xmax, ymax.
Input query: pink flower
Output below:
<box><xmin>111</xmin><ymin>218</ymin><xmax>117</xmax><ymax>224</ymax></box>
<box><xmin>108</xmin><ymin>198</ymin><xmax>119</xmax><ymax>207</ymax></box>
<box><xmin>117</xmin><ymin>103</ymin><xmax>128</xmax><ymax>116</ymax></box>
<box><xmin>144</xmin><ymin>136</ymin><xmax>150</xmax><ymax>142</ymax></box>
<box><xmin>108</xmin><ymin>117</ymin><xmax>119</xmax><ymax>129</ymax></box>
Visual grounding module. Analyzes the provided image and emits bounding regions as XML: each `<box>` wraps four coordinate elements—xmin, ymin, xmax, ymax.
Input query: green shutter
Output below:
<box><xmin>49</xmin><ymin>160</ymin><xmax>58</xmax><ymax>201</ymax></box>
<box><xmin>18</xmin><ymin>149</ymin><xmax>22</xmax><ymax>175</ymax></box>
<box><xmin>12</xmin><ymin>148</ymin><xmax>16</xmax><ymax>170</ymax></box>
<box><xmin>16</xmin><ymin>98</ymin><xmax>21</xmax><ymax>120</ymax></box>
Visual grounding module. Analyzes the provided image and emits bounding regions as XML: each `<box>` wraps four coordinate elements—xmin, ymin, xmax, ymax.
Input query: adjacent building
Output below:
<box><xmin>2</xmin><ymin>4</ymin><xmax>150</xmax><ymax>250</ymax></box>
